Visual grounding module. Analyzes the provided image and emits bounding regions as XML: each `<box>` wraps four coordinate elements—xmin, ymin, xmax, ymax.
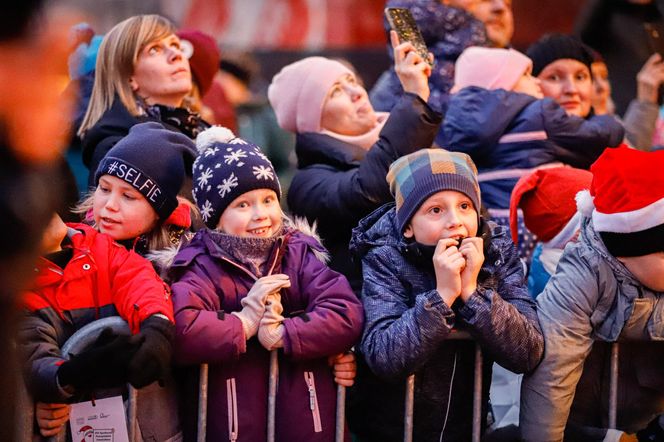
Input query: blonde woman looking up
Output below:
<box><xmin>78</xmin><ymin>14</ymin><xmax>209</xmax><ymax>187</ymax></box>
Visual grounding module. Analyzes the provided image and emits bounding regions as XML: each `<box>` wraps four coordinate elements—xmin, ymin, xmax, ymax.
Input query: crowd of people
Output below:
<box><xmin>7</xmin><ymin>1</ymin><xmax>664</xmax><ymax>441</ymax></box>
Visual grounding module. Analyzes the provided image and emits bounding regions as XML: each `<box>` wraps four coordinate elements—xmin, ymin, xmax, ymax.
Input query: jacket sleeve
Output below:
<box><xmin>542</xmin><ymin>100</ymin><xmax>625</xmax><ymax>168</ymax></box>
<box><xmin>456</xmin><ymin>235</ymin><xmax>544</xmax><ymax>373</ymax></box>
<box><xmin>170</xmin><ymin>263</ymin><xmax>246</xmax><ymax>365</ymax></box>
<box><xmin>520</xmin><ymin>246</ymin><xmax>602</xmax><ymax>442</ymax></box>
<box><xmin>289</xmin><ymin>93</ymin><xmax>441</xmax><ymax>219</ymax></box>
<box><xmin>106</xmin><ymin>241</ymin><xmax>174</xmax><ymax>334</ymax></box>
<box><xmin>359</xmin><ymin>248</ymin><xmax>456</xmax><ymax>380</ymax></box>
<box><xmin>18</xmin><ymin>307</ymin><xmax>73</xmax><ymax>403</ymax></box>
<box><xmin>441</xmin><ymin>88</ymin><xmax>536</xmax><ymax>160</ymax></box>
<box><xmin>622</xmin><ymin>99</ymin><xmax>658</xmax><ymax>151</ymax></box>
<box><xmin>282</xmin><ymin>249</ymin><xmax>364</xmax><ymax>360</ymax></box>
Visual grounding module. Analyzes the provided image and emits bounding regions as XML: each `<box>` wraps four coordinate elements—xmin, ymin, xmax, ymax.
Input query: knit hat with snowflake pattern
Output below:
<box><xmin>192</xmin><ymin>126</ymin><xmax>282</xmax><ymax>228</ymax></box>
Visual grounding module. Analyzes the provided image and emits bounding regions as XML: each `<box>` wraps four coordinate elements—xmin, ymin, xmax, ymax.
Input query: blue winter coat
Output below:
<box><xmin>287</xmin><ymin>93</ymin><xmax>441</xmax><ymax>295</ymax></box>
<box><xmin>369</xmin><ymin>0</ymin><xmax>488</xmax><ymax>122</ymax></box>
<box><xmin>347</xmin><ymin>204</ymin><xmax>543</xmax><ymax>442</ymax></box>
<box><xmin>169</xmin><ymin>226</ymin><xmax>363</xmax><ymax>442</ymax></box>
<box><xmin>441</xmin><ymin>87</ymin><xmax>625</xmax><ymax>210</ymax></box>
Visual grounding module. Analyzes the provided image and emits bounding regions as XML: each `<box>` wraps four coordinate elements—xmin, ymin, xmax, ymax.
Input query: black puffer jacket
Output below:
<box><xmin>286</xmin><ymin>93</ymin><xmax>441</xmax><ymax>294</ymax></box>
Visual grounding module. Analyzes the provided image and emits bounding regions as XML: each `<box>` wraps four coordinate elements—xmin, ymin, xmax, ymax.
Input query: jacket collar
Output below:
<box><xmin>295</xmin><ymin>132</ymin><xmax>367</xmax><ymax>170</ymax></box>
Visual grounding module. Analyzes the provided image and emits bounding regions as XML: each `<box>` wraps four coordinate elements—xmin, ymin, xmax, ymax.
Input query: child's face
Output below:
<box><xmin>512</xmin><ymin>66</ymin><xmax>543</xmax><ymax>99</ymax></box>
<box><xmin>93</xmin><ymin>175</ymin><xmax>159</xmax><ymax>241</ymax></box>
<box><xmin>618</xmin><ymin>252</ymin><xmax>664</xmax><ymax>292</ymax></box>
<box><xmin>404</xmin><ymin>190</ymin><xmax>478</xmax><ymax>246</ymax></box>
<box><xmin>216</xmin><ymin>189</ymin><xmax>282</xmax><ymax>238</ymax></box>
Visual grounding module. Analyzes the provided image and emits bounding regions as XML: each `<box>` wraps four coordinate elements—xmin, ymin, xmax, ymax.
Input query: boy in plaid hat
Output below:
<box><xmin>347</xmin><ymin>149</ymin><xmax>543</xmax><ymax>441</ymax></box>
<box><xmin>521</xmin><ymin>146</ymin><xmax>664</xmax><ymax>441</ymax></box>
<box><xmin>169</xmin><ymin>126</ymin><xmax>363</xmax><ymax>442</ymax></box>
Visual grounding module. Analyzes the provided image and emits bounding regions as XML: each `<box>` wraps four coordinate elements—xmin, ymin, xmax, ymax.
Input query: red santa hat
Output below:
<box><xmin>510</xmin><ymin>166</ymin><xmax>592</xmax><ymax>244</ymax></box>
<box><xmin>576</xmin><ymin>145</ymin><xmax>664</xmax><ymax>257</ymax></box>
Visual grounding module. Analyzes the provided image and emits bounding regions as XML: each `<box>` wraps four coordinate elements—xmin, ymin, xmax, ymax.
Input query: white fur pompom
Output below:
<box><xmin>195</xmin><ymin>126</ymin><xmax>235</xmax><ymax>154</ymax></box>
<box><xmin>575</xmin><ymin>189</ymin><xmax>595</xmax><ymax>216</ymax></box>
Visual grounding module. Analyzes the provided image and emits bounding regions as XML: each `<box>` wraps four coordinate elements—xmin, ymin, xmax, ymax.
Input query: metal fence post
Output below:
<box><xmin>608</xmin><ymin>342</ymin><xmax>619</xmax><ymax>429</ymax></box>
<box><xmin>403</xmin><ymin>374</ymin><xmax>415</xmax><ymax>442</ymax></box>
<box><xmin>267</xmin><ymin>350</ymin><xmax>279</xmax><ymax>442</ymax></box>
<box><xmin>197</xmin><ymin>363</ymin><xmax>209</xmax><ymax>442</ymax></box>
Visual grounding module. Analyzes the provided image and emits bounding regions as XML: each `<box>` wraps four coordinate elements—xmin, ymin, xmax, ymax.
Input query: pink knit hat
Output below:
<box><xmin>268</xmin><ymin>57</ymin><xmax>353</xmax><ymax>133</ymax></box>
<box><xmin>453</xmin><ymin>46</ymin><xmax>532</xmax><ymax>92</ymax></box>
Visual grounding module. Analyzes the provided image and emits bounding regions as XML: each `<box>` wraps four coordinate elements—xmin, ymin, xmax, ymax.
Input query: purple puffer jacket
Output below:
<box><xmin>169</xmin><ymin>226</ymin><xmax>363</xmax><ymax>442</ymax></box>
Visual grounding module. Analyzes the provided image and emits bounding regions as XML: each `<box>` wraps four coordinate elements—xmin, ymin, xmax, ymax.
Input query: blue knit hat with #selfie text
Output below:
<box><xmin>95</xmin><ymin>122</ymin><xmax>196</xmax><ymax>220</ymax></box>
<box><xmin>192</xmin><ymin>126</ymin><xmax>281</xmax><ymax>229</ymax></box>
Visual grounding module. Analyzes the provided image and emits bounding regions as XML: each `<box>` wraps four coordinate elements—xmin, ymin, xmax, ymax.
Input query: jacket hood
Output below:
<box><xmin>350</xmin><ymin>203</ymin><xmax>402</xmax><ymax>260</ymax></box>
<box><xmin>578</xmin><ymin>216</ymin><xmax>642</xmax><ymax>284</ymax></box>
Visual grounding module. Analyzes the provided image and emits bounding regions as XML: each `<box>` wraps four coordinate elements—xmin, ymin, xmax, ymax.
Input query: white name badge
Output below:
<box><xmin>69</xmin><ymin>395</ymin><xmax>129</xmax><ymax>442</ymax></box>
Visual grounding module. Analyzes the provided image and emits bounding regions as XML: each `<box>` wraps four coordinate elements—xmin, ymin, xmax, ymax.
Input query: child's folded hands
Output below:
<box><xmin>258</xmin><ymin>293</ymin><xmax>286</xmax><ymax>351</ymax></box>
<box><xmin>232</xmin><ymin>274</ymin><xmax>290</xmax><ymax>340</ymax></box>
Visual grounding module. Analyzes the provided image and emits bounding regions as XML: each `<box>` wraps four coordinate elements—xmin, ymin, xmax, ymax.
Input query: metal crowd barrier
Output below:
<box><xmin>196</xmin><ymin>349</ymin><xmax>348</xmax><ymax>442</ymax></box>
<box><xmin>15</xmin><ymin>317</ymin><xmax>139</xmax><ymax>442</ymax></box>
<box><xmin>402</xmin><ymin>330</ymin><xmax>482</xmax><ymax>442</ymax></box>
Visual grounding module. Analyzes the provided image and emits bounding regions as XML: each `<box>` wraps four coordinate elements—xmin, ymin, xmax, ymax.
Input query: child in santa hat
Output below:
<box><xmin>509</xmin><ymin>166</ymin><xmax>592</xmax><ymax>298</ymax></box>
<box><xmin>520</xmin><ymin>146</ymin><xmax>664</xmax><ymax>441</ymax></box>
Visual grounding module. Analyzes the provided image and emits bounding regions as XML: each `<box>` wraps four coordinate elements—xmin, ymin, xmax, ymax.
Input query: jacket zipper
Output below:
<box><xmin>304</xmin><ymin>371</ymin><xmax>323</xmax><ymax>433</ymax></box>
<box><xmin>226</xmin><ymin>378</ymin><xmax>238</xmax><ymax>441</ymax></box>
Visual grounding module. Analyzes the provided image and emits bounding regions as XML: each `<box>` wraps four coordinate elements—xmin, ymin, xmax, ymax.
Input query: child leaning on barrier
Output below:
<box><xmin>346</xmin><ymin>149</ymin><xmax>544</xmax><ymax>442</ymax></box>
<box><xmin>28</xmin><ymin>121</ymin><xmax>198</xmax><ymax>440</ymax></box>
<box><xmin>19</xmin><ymin>213</ymin><xmax>175</xmax><ymax>438</ymax></box>
<box><xmin>169</xmin><ymin>126</ymin><xmax>364</xmax><ymax>441</ymax></box>
<box><xmin>520</xmin><ymin>146</ymin><xmax>664</xmax><ymax>442</ymax></box>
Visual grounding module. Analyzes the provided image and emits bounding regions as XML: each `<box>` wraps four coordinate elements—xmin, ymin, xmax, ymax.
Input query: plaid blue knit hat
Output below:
<box><xmin>387</xmin><ymin>149</ymin><xmax>481</xmax><ymax>233</ymax></box>
<box><xmin>95</xmin><ymin>122</ymin><xmax>196</xmax><ymax>220</ymax></box>
<box><xmin>193</xmin><ymin>126</ymin><xmax>282</xmax><ymax>228</ymax></box>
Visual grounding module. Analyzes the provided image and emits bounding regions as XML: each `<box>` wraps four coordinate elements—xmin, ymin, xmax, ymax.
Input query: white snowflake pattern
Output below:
<box><xmin>229</xmin><ymin>138</ymin><xmax>248</xmax><ymax>145</ymax></box>
<box><xmin>196</xmin><ymin>167</ymin><xmax>214</xmax><ymax>189</ymax></box>
<box><xmin>224</xmin><ymin>148</ymin><xmax>247</xmax><ymax>166</ymax></box>
<box><xmin>200</xmin><ymin>200</ymin><xmax>214</xmax><ymax>222</ymax></box>
<box><xmin>217</xmin><ymin>172</ymin><xmax>238</xmax><ymax>198</ymax></box>
<box><xmin>252</xmin><ymin>165</ymin><xmax>274</xmax><ymax>180</ymax></box>
<box><xmin>249</xmin><ymin>150</ymin><xmax>269</xmax><ymax>161</ymax></box>
<box><xmin>204</xmin><ymin>147</ymin><xmax>219</xmax><ymax>157</ymax></box>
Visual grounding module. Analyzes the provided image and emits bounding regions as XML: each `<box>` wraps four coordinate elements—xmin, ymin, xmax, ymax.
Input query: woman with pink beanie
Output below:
<box><xmin>440</xmin><ymin>46</ymin><xmax>624</xmax><ymax>264</ymax></box>
<box><xmin>268</xmin><ymin>32</ymin><xmax>442</xmax><ymax>294</ymax></box>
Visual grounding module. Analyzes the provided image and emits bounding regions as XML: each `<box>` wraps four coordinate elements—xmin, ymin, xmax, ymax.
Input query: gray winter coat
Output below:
<box><xmin>347</xmin><ymin>204</ymin><xmax>543</xmax><ymax>442</ymax></box>
<box><xmin>520</xmin><ymin>217</ymin><xmax>664</xmax><ymax>441</ymax></box>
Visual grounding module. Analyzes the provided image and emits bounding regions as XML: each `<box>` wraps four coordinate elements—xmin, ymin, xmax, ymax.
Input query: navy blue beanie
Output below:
<box><xmin>95</xmin><ymin>122</ymin><xmax>197</xmax><ymax>220</ymax></box>
<box><xmin>192</xmin><ymin>126</ymin><xmax>281</xmax><ymax>229</ymax></box>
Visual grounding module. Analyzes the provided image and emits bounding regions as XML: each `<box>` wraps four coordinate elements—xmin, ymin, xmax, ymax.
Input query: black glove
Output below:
<box><xmin>127</xmin><ymin>316</ymin><xmax>174</xmax><ymax>389</ymax></box>
<box><xmin>57</xmin><ymin>327</ymin><xmax>140</xmax><ymax>392</ymax></box>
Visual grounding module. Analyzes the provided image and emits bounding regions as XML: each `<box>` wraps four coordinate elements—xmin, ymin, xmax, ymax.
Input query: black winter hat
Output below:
<box><xmin>192</xmin><ymin>126</ymin><xmax>281</xmax><ymax>229</ymax></box>
<box><xmin>526</xmin><ymin>33</ymin><xmax>594</xmax><ymax>77</ymax></box>
<box><xmin>95</xmin><ymin>122</ymin><xmax>197</xmax><ymax>220</ymax></box>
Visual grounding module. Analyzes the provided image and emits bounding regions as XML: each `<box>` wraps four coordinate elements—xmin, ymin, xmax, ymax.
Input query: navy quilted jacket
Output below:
<box><xmin>347</xmin><ymin>204</ymin><xmax>543</xmax><ymax>442</ymax></box>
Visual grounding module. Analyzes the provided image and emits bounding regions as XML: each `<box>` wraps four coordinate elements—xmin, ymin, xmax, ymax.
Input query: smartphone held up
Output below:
<box><xmin>385</xmin><ymin>7</ymin><xmax>434</xmax><ymax>68</ymax></box>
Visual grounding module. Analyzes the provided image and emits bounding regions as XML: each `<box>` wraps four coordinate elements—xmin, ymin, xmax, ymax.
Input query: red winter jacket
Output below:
<box><xmin>20</xmin><ymin>223</ymin><xmax>174</xmax><ymax>402</ymax></box>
